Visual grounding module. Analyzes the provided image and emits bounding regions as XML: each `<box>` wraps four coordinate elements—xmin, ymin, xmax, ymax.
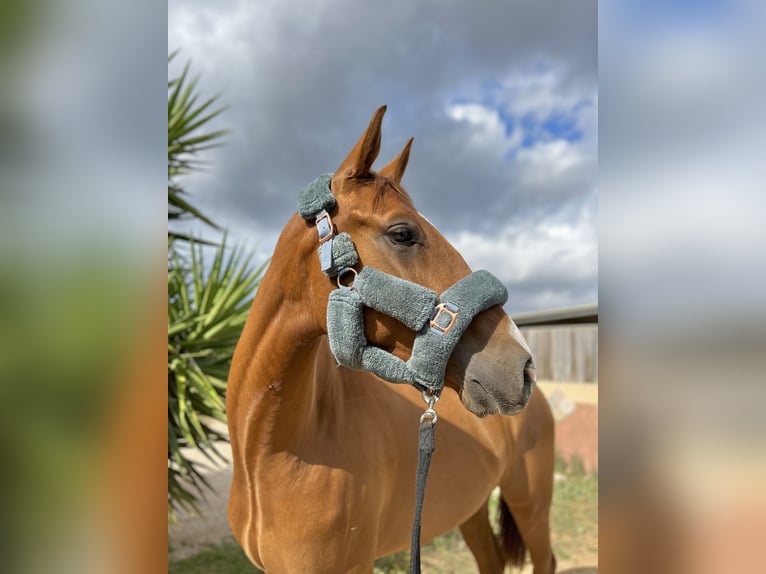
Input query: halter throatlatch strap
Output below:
<box><xmin>298</xmin><ymin>172</ymin><xmax>509</xmax><ymax>395</ymax></box>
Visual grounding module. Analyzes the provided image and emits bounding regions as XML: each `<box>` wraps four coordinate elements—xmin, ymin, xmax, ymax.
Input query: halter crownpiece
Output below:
<box><xmin>298</xmin><ymin>173</ymin><xmax>508</xmax><ymax>395</ymax></box>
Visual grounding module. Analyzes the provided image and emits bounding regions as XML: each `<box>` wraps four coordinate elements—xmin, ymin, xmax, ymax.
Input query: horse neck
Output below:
<box><xmin>227</xmin><ymin>215</ymin><xmax>338</xmax><ymax>451</ymax></box>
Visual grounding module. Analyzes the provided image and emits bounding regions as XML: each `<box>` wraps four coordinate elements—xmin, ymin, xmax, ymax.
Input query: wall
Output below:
<box><xmin>521</xmin><ymin>325</ymin><xmax>598</xmax><ymax>383</ymax></box>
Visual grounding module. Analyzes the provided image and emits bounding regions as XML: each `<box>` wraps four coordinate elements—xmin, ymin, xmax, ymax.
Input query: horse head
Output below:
<box><xmin>292</xmin><ymin>106</ymin><xmax>536</xmax><ymax>417</ymax></box>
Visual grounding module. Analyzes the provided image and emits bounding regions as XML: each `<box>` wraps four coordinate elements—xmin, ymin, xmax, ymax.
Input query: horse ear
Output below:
<box><xmin>379</xmin><ymin>136</ymin><xmax>413</xmax><ymax>185</ymax></box>
<box><xmin>337</xmin><ymin>105</ymin><xmax>386</xmax><ymax>178</ymax></box>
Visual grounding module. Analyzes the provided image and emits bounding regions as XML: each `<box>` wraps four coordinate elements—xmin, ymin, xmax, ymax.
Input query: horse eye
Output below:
<box><xmin>387</xmin><ymin>225</ymin><xmax>415</xmax><ymax>245</ymax></box>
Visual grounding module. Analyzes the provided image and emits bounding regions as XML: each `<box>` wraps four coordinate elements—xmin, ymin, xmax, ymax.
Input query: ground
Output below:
<box><xmin>169</xmin><ymin>381</ymin><xmax>598</xmax><ymax>572</ymax></box>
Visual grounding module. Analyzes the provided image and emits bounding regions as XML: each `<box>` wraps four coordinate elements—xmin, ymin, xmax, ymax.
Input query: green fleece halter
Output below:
<box><xmin>298</xmin><ymin>174</ymin><xmax>508</xmax><ymax>395</ymax></box>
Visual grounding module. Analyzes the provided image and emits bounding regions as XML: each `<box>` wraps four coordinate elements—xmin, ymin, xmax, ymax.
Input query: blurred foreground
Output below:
<box><xmin>600</xmin><ymin>2</ymin><xmax>766</xmax><ymax>572</ymax></box>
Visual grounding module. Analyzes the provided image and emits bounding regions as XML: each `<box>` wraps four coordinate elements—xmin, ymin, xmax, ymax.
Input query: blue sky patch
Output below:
<box><xmin>542</xmin><ymin>113</ymin><xmax>583</xmax><ymax>143</ymax></box>
<box><xmin>449</xmin><ymin>83</ymin><xmax>590</xmax><ymax>153</ymax></box>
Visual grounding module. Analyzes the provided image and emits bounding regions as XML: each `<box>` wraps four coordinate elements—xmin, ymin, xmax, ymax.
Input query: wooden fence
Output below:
<box><xmin>520</xmin><ymin>325</ymin><xmax>598</xmax><ymax>383</ymax></box>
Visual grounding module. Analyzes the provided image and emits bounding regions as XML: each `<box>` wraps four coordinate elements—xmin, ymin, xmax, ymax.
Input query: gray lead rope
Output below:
<box><xmin>409</xmin><ymin>395</ymin><xmax>438</xmax><ymax>574</ymax></box>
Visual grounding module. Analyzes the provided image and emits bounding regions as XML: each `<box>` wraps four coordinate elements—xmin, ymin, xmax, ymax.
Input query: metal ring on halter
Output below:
<box><xmin>336</xmin><ymin>267</ymin><xmax>358</xmax><ymax>291</ymax></box>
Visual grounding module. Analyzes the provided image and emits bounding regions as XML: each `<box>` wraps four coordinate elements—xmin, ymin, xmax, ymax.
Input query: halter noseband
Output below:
<box><xmin>298</xmin><ymin>173</ymin><xmax>508</xmax><ymax>396</ymax></box>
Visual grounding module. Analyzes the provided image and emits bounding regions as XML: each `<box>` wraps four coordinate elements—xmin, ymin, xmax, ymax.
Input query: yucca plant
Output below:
<box><xmin>168</xmin><ymin>54</ymin><xmax>265</xmax><ymax>516</ymax></box>
<box><xmin>168</xmin><ymin>240</ymin><xmax>266</xmax><ymax>515</ymax></box>
<box><xmin>168</xmin><ymin>50</ymin><xmax>227</xmax><ymax>241</ymax></box>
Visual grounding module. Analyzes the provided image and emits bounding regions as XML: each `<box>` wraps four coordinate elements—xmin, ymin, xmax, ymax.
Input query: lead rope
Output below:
<box><xmin>409</xmin><ymin>392</ymin><xmax>439</xmax><ymax>574</ymax></box>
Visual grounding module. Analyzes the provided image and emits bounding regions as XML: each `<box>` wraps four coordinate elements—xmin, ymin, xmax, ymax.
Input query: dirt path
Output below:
<box><xmin>169</xmin><ymin>424</ymin><xmax>234</xmax><ymax>561</ymax></box>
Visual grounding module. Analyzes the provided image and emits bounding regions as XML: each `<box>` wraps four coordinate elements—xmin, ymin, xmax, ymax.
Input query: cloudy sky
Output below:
<box><xmin>168</xmin><ymin>0</ymin><xmax>597</xmax><ymax>314</ymax></box>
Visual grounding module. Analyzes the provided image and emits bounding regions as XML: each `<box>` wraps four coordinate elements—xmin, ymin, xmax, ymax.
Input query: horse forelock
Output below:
<box><xmin>371</xmin><ymin>175</ymin><xmax>414</xmax><ymax>211</ymax></box>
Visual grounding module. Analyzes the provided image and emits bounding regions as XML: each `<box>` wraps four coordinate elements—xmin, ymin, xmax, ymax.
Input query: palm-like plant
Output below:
<box><xmin>168</xmin><ymin>54</ymin><xmax>265</xmax><ymax>516</ymax></box>
<box><xmin>168</xmin><ymin>51</ymin><xmax>226</xmax><ymax>240</ymax></box>
<box><xmin>168</xmin><ymin>241</ymin><xmax>266</xmax><ymax>515</ymax></box>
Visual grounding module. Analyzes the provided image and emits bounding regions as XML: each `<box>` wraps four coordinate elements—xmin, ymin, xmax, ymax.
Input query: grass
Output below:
<box><xmin>551</xmin><ymin>456</ymin><xmax>598</xmax><ymax>565</ymax></box>
<box><xmin>375</xmin><ymin>528</ymin><xmax>475</xmax><ymax>574</ymax></box>
<box><xmin>169</xmin><ymin>453</ymin><xmax>597</xmax><ymax>573</ymax></box>
<box><xmin>169</xmin><ymin>539</ymin><xmax>260</xmax><ymax>574</ymax></box>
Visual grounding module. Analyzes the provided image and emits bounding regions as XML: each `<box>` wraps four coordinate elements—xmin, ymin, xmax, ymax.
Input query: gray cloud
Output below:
<box><xmin>169</xmin><ymin>0</ymin><xmax>597</xmax><ymax>312</ymax></box>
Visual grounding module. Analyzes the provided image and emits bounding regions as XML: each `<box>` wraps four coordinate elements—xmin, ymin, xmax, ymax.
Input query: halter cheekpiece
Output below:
<box><xmin>298</xmin><ymin>173</ymin><xmax>509</xmax><ymax>396</ymax></box>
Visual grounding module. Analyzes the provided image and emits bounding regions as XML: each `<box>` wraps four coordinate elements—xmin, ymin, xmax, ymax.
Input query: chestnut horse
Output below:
<box><xmin>227</xmin><ymin>106</ymin><xmax>556</xmax><ymax>574</ymax></box>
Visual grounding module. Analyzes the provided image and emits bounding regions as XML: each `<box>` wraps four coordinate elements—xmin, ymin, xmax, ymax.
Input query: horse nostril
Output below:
<box><xmin>524</xmin><ymin>359</ymin><xmax>537</xmax><ymax>384</ymax></box>
<box><xmin>522</xmin><ymin>359</ymin><xmax>536</xmax><ymax>403</ymax></box>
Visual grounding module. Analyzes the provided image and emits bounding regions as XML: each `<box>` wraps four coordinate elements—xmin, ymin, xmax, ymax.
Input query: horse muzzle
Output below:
<box><xmin>460</xmin><ymin>359</ymin><xmax>536</xmax><ymax>417</ymax></box>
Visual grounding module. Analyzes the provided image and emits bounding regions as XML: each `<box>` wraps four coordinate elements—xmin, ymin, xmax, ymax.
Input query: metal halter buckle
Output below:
<box><xmin>420</xmin><ymin>390</ymin><xmax>440</xmax><ymax>424</ymax></box>
<box><xmin>315</xmin><ymin>210</ymin><xmax>335</xmax><ymax>244</ymax></box>
<box><xmin>429</xmin><ymin>302</ymin><xmax>460</xmax><ymax>336</ymax></box>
